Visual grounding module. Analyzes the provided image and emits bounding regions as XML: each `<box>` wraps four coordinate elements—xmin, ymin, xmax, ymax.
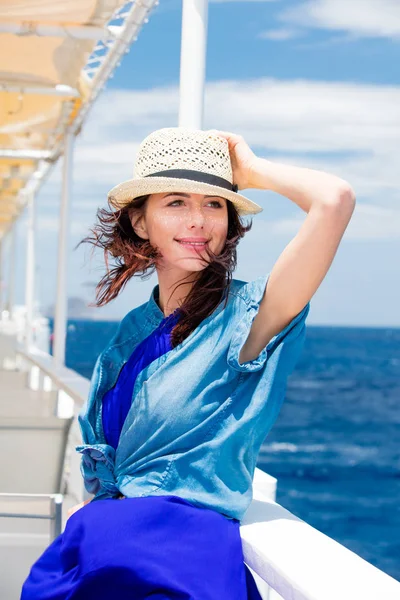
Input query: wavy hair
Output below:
<box><xmin>79</xmin><ymin>195</ymin><xmax>253</xmax><ymax>348</ymax></box>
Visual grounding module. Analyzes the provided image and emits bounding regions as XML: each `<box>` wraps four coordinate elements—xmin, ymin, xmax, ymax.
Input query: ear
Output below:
<box><xmin>128</xmin><ymin>208</ymin><xmax>149</xmax><ymax>240</ymax></box>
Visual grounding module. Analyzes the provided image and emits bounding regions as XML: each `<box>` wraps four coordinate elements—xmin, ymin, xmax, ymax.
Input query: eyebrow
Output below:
<box><xmin>162</xmin><ymin>192</ymin><xmax>224</xmax><ymax>199</ymax></box>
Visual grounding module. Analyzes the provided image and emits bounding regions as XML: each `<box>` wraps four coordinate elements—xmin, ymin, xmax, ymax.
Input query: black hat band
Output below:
<box><xmin>146</xmin><ymin>169</ymin><xmax>238</xmax><ymax>193</ymax></box>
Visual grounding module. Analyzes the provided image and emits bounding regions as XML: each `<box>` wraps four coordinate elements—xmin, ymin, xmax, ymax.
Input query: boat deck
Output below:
<box><xmin>0</xmin><ymin>333</ymin><xmax>76</xmax><ymax>596</ymax></box>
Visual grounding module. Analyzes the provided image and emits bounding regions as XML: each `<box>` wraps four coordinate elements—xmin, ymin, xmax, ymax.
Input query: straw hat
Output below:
<box><xmin>107</xmin><ymin>127</ymin><xmax>263</xmax><ymax>216</ymax></box>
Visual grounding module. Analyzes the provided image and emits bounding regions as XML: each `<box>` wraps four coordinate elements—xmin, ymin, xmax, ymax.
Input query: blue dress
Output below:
<box><xmin>21</xmin><ymin>310</ymin><xmax>262</xmax><ymax>599</ymax></box>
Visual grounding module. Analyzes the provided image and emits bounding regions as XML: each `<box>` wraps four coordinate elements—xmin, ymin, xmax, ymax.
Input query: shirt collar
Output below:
<box><xmin>143</xmin><ymin>283</ymin><xmax>165</xmax><ymax>328</ymax></box>
<box><xmin>143</xmin><ymin>279</ymin><xmax>234</xmax><ymax>332</ymax></box>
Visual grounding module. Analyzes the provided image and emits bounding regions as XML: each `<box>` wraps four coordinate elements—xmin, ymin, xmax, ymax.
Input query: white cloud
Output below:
<box><xmin>37</xmin><ymin>78</ymin><xmax>400</xmax><ymax>243</ymax></box>
<box><xmin>211</xmin><ymin>0</ymin><xmax>279</xmax><ymax>2</ymax></box>
<box><xmin>258</xmin><ymin>28</ymin><xmax>302</xmax><ymax>41</ymax></box>
<box><xmin>86</xmin><ymin>80</ymin><xmax>400</xmax><ymax>196</ymax></box>
<box><xmin>347</xmin><ymin>204</ymin><xmax>400</xmax><ymax>240</ymax></box>
<box><xmin>78</xmin><ymin>79</ymin><xmax>400</xmax><ymax>161</ymax></box>
<box><xmin>264</xmin><ymin>203</ymin><xmax>400</xmax><ymax>241</ymax></box>
<box><xmin>277</xmin><ymin>0</ymin><xmax>400</xmax><ymax>40</ymax></box>
<box><xmin>206</xmin><ymin>79</ymin><xmax>400</xmax><ymax>154</ymax></box>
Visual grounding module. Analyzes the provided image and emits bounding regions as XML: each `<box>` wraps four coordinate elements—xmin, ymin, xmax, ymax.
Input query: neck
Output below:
<box><xmin>156</xmin><ymin>268</ymin><xmax>198</xmax><ymax>317</ymax></box>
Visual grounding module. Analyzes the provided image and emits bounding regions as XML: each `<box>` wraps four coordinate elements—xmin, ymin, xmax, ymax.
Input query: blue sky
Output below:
<box><xmin>7</xmin><ymin>0</ymin><xmax>400</xmax><ymax>325</ymax></box>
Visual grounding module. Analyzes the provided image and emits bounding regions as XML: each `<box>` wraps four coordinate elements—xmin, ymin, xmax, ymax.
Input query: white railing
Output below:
<box><xmin>3</xmin><ymin>337</ymin><xmax>399</xmax><ymax>600</ymax></box>
<box><xmin>0</xmin><ymin>493</ymin><xmax>63</xmax><ymax>541</ymax></box>
<box><xmin>15</xmin><ymin>345</ymin><xmax>90</xmax><ymax>510</ymax></box>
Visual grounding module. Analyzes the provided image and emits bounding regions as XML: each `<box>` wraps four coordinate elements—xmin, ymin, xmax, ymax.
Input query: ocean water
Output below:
<box><xmin>57</xmin><ymin>320</ymin><xmax>400</xmax><ymax>582</ymax></box>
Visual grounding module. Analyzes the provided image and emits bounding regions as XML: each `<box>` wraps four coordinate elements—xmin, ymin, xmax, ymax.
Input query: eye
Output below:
<box><xmin>167</xmin><ymin>199</ymin><xmax>223</xmax><ymax>208</ymax></box>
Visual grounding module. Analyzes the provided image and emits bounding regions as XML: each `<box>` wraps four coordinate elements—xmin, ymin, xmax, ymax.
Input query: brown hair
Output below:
<box><xmin>79</xmin><ymin>195</ymin><xmax>253</xmax><ymax>348</ymax></box>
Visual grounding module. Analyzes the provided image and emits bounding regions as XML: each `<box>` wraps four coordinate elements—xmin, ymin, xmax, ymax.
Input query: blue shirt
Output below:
<box><xmin>76</xmin><ymin>274</ymin><xmax>310</xmax><ymax>521</ymax></box>
<box><xmin>101</xmin><ymin>309</ymin><xmax>181</xmax><ymax>449</ymax></box>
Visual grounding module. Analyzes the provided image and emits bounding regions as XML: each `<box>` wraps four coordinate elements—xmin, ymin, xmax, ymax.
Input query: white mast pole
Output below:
<box><xmin>25</xmin><ymin>191</ymin><xmax>35</xmax><ymax>350</ymax></box>
<box><xmin>53</xmin><ymin>131</ymin><xmax>74</xmax><ymax>368</ymax></box>
<box><xmin>178</xmin><ymin>0</ymin><xmax>209</xmax><ymax>129</ymax></box>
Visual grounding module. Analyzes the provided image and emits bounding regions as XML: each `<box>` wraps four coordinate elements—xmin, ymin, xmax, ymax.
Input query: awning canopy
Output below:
<box><xmin>0</xmin><ymin>0</ymin><xmax>155</xmax><ymax>238</ymax></box>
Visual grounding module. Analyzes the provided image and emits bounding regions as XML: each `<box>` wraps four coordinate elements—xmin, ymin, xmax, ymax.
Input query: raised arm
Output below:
<box><xmin>240</xmin><ymin>157</ymin><xmax>356</xmax><ymax>363</ymax></box>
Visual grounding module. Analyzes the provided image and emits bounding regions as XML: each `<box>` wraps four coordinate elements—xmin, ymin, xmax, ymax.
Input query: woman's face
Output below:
<box><xmin>131</xmin><ymin>192</ymin><xmax>229</xmax><ymax>273</ymax></box>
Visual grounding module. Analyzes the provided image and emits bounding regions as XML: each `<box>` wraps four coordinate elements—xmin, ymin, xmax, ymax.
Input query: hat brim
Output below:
<box><xmin>107</xmin><ymin>177</ymin><xmax>263</xmax><ymax>216</ymax></box>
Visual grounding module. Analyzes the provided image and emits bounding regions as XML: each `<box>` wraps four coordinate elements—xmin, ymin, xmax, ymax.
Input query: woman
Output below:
<box><xmin>21</xmin><ymin>127</ymin><xmax>355</xmax><ymax>599</ymax></box>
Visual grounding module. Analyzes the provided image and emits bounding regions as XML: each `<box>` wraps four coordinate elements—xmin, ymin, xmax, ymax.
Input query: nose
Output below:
<box><xmin>186</xmin><ymin>206</ymin><xmax>206</xmax><ymax>228</ymax></box>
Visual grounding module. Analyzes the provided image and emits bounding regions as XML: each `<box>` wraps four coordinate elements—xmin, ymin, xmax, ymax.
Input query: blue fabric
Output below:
<box><xmin>77</xmin><ymin>274</ymin><xmax>310</xmax><ymax>521</ymax></box>
<box><xmin>21</xmin><ymin>495</ymin><xmax>262</xmax><ymax>599</ymax></box>
<box><xmin>101</xmin><ymin>309</ymin><xmax>180</xmax><ymax>449</ymax></box>
<box><xmin>21</xmin><ymin>305</ymin><xmax>263</xmax><ymax>599</ymax></box>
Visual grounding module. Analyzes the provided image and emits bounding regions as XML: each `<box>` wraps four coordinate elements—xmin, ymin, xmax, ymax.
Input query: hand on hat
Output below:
<box><xmin>207</xmin><ymin>129</ymin><xmax>257</xmax><ymax>191</ymax></box>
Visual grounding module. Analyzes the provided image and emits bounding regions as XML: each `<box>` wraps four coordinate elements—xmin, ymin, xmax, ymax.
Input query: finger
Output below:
<box><xmin>207</xmin><ymin>129</ymin><xmax>233</xmax><ymax>140</ymax></box>
<box><xmin>209</xmin><ymin>131</ymin><xmax>243</xmax><ymax>151</ymax></box>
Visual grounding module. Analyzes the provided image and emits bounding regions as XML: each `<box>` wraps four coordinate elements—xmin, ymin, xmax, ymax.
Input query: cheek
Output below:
<box><xmin>209</xmin><ymin>215</ymin><xmax>229</xmax><ymax>238</ymax></box>
<box><xmin>148</xmin><ymin>213</ymin><xmax>180</xmax><ymax>240</ymax></box>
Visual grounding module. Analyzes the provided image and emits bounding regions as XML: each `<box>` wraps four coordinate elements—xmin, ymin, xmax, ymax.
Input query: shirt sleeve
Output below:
<box><xmin>227</xmin><ymin>274</ymin><xmax>310</xmax><ymax>373</ymax></box>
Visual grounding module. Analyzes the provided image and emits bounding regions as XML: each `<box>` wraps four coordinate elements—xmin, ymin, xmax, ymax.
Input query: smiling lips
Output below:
<box><xmin>176</xmin><ymin>237</ymin><xmax>209</xmax><ymax>243</ymax></box>
<box><xmin>176</xmin><ymin>239</ymin><xmax>209</xmax><ymax>251</ymax></box>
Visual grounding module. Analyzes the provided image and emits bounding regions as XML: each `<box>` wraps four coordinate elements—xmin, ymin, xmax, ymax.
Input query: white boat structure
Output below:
<box><xmin>0</xmin><ymin>1</ymin><xmax>399</xmax><ymax>598</ymax></box>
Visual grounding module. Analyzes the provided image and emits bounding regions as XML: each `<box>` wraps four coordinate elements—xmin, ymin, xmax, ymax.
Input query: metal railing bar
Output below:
<box><xmin>0</xmin><ymin>513</ymin><xmax>55</xmax><ymax>520</ymax></box>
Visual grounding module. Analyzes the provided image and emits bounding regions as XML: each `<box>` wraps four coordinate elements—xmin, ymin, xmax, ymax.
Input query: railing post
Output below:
<box><xmin>50</xmin><ymin>494</ymin><xmax>63</xmax><ymax>540</ymax></box>
<box><xmin>53</xmin><ymin>131</ymin><xmax>75</xmax><ymax>368</ymax></box>
<box><xmin>178</xmin><ymin>0</ymin><xmax>208</xmax><ymax>129</ymax></box>
<box><xmin>6</xmin><ymin>222</ymin><xmax>16</xmax><ymax>319</ymax></box>
<box><xmin>0</xmin><ymin>238</ymin><xmax>3</xmax><ymax>316</ymax></box>
<box><xmin>25</xmin><ymin>191</ymin><xmax>35</xmax><ymax>350</ymax></box>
